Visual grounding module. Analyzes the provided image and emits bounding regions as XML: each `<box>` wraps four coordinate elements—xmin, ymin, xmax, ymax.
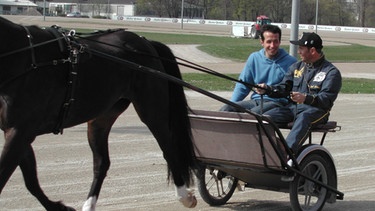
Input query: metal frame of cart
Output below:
<box><xmin>189</xmin><ymin>109</ymin><xmax>344</xmax><ymax>210</ymax></box>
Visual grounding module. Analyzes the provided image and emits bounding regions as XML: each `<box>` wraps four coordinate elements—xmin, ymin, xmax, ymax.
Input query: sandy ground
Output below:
<box><xmin>0</xmin><ymin>16</ymin><xmax>375</xmax><ymax>210</ymax></box>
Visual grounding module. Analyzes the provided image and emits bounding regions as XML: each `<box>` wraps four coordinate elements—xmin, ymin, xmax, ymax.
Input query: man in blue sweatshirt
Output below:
<box><xmin>220</xmin><ymin>24</ymin><xmax>297</xmax><ymax>114</ymax></box>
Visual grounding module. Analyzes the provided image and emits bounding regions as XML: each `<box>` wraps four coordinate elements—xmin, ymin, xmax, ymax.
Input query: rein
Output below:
<box><xmin>1</xmin><ymin>26</ymin><xmax>265</xmax><ymax>134</ymax></box>
<box><xmin>87</xmin><ymin>47</ymin><xmax>254</xmax><ymax>114</ymax></box>
<box><xmin>75</xmin><ymin>34</ymin><xmax>271</xmax><ymax>117</ymax></box>
<box><xmin>75</xmin><ymin>34</ymin><xmax>263</xmax><ymax>91</ymax></box>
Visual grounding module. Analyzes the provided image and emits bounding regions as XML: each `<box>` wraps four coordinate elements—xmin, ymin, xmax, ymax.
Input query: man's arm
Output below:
<box><xmin>256</xmin><ymin>67</ymin><xmax>294</xmax><ymax>98</ymax></box>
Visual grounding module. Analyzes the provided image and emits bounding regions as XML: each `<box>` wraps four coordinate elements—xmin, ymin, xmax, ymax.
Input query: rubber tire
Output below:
<box><xmin>196</xmin><ymin>165</ymin><xmax>238</xmax><ymax>206</ymax></box>
<box><xmin>289</xmin><ymin>152</ymin><xmax>334</xmax><ymax>211</ymax></box>
<box><xmin>250</xmin><ymin>27</ymin><xmax>259</xmax><ymax>39</ymax></box>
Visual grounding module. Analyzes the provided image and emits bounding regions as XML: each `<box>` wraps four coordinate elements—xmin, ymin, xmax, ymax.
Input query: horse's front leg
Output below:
<box><xmin>0</xmin><ymin>128</ymin><xmax>25</xmax><ymax>193</ymax></box>
<box><xmin>82</xmin><ymin>102</ymin><xmax>128</xmax><ymax>211</ymax></box>
<box><xmin>19</xmin><ymin>144</ymin><xmax>76</xmax><ymax>211</ymax></box>
<box><xmin>1</xmin><ymin>128</ymin><xmax>74</xmax><ymax>210</ymax></box>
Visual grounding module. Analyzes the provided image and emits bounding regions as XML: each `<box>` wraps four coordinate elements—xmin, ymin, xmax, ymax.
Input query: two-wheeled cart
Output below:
<box><xmin>105</xmin><ymin>44</ymin><xmax>345</xmax><ymax>210</ymax></box>
<box><xmin>189</xmin><ymin>109</ymin><xmax>344</xmax><ymax>210</ymax></box>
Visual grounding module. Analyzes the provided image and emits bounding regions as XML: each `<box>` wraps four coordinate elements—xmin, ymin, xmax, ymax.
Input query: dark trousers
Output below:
<box><xmin>220</xmin><ymin>99</ymin><xmax>284</xmax><ymax>115</ymax></box>
<box><xmin>264</xmin><ymin>103</ymin><xmax>329</xmax><ymax>153</ymax></box>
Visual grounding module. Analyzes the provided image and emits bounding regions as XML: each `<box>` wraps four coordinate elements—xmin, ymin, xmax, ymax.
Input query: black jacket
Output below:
<box><xmin>267</xmin><ymin>56</ymin><xmax>342</xmax><ymax>111</ymax></box>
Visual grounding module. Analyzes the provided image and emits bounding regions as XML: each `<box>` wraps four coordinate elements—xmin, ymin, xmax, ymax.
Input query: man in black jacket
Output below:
<box><xmin>256</xmin><ymin>32</ymin><xmax>342</xmax><ymax>154</ymax></box>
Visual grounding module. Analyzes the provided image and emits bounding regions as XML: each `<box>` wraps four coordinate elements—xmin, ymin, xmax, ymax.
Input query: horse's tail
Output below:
<box><xmin>150</xmin><ymin>41</ymin><xmax>196</xmax><ymax>187</ymax></box>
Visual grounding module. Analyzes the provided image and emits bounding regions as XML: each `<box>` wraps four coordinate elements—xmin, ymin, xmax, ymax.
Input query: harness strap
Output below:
<box><xmin>22</xmin><ymin>26</ymin><xmax>37</xmax><ymax>69</ymax></box>
<box><xmin>53</xmin><ymin>38</ymin><xmax>84</xmax><ymax>134</ymax></box>
<box><xmin>45</xmin><ymin>25</ymin><xmax>67</xmax><ymax>53</ymax></box>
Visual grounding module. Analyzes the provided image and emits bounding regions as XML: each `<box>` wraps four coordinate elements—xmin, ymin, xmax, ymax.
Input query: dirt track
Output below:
<box><xmin>0</xmin><ymin>16</ymin><xmax>375</xmax><ymax>211</ymax></box>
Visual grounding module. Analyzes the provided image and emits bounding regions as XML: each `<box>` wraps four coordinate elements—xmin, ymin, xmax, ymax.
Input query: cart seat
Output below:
<box><xmin>281</xmin><ymin>121</ymin><xmax>341</xmax><ymax>145</ymax></box>
<box><xmin>283</xmin><ymin>121</ymin><xmax>340</xmax><ymax>132</ymax></box>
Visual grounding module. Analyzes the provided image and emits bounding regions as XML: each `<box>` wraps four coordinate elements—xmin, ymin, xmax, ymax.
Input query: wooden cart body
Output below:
<box><xmin>190</xmin><ymin>109</ymin><xmax>289</xmax><ymax>190</ymax></box>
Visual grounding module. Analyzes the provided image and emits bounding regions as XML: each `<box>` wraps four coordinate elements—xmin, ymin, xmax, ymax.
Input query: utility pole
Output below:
<box><xmin>181</xmin><ymin>0</ymin><xmax>184</xmax><ymax>29</ymax></box>
<box><xmin>290</xmin><ymin>0</ymin><xmax>300</xmax><ymax>58</ymax></box>
<box><xmin>315</xmin><ymin>0</ymin><xmax>319</xmax><ymax>33</ymax></box>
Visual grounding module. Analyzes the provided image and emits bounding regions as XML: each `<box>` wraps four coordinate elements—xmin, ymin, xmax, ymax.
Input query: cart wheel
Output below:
<box><xmin>196</xmin><ymin>165</ymin><xmax>238</xmax><ymax>206</ymax></box>
<box><xmin>289</xmin><ymin>152</ymin><xmax>334</xmax><ymax>211</ymax></box>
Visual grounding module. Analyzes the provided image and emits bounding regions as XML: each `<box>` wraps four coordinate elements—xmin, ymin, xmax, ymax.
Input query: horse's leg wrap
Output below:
<box><xmin>82</xmin><ymin>196</ymin><xmax>97</xmax><ymax>211</ymax></box>
<box><xmin>176</xmin><ymin>185</ymin><xmax>197</xmax><ymax>208</ymax></box>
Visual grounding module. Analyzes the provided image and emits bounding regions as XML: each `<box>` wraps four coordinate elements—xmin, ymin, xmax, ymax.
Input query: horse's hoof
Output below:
<box><xmin>179</xmin><ymin>192</ymin><xmax>197</xmax><ymax>208</ymax></box>
<box><xmin>82</xmin><ymin>196</ymin><xmax>97</xmax><ymax>211</ymax></box>
<box><xmin>50</xmin><ymin>201</ymin><xmax>76</xmax><ymax>211</ymax></box>
<box><xmin>65</xmin><ymin>206</ymin><xmax>76</xmax><ymax>211</ymax></box>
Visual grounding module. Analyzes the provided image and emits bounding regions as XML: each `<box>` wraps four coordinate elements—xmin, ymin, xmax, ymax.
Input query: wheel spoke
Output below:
<box><xmin>304</xmin><ymin>191</ymin><xmax>313</xmax><ymax>207</ymax></box>
<box><xmin>206</xmin><ymin>171</ymin><xmax>219</xmax><ymax>195</ymax></box>
<box><xmin>312</xmin><ymin>166</ymin><xmax>322</xmax><ymax>180</ymax></box>
<box><xmin>290</xmin><ymin>154</ymin><xmax>332</xmax><ymax>211</ymax></box>
<box><xmin>197</xmin><ymin>166</ymin><xmax>238</xmax><ymax>206</ymax></box>
<box><xmin>219</xmin><ymin>180</ymin><xmax>224</xmax><ymax>196</ymax></box>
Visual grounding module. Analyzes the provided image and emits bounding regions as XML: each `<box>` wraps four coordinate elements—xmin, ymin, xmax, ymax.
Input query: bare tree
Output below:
<box><xmin>268</xmin><ymin>0</ymin><xmax>292</xmax><ymax>23</ymax></box>
<box><xmin>163</xmin><ymin>0</ymin><xmax>180</xmax><ymax>18</ymax></box>
<box><xmin>353</xmin><ymin>0</ymin><xmax>375</xmax><ymax>27</ymax></box>
<box><xmin>134</xmin><ymin>0</ymin><xmax>375</xmax><ymax>27</ymax></box>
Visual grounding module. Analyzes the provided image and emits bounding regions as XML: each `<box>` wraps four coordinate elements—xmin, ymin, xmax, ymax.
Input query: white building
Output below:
<box><xmin>36</xmin><ymin>0</ymin><xmax>135</xmax><ymax>18</ymax></box>
<box><xmin>0</xmin><ymin>0</ymin><xmax>38</xmax><ymax>15</ymax></box>
<box><xmin>1</xmin><ymin>0</ymin><xmax>135</xmax><ymax>18</ymax></box>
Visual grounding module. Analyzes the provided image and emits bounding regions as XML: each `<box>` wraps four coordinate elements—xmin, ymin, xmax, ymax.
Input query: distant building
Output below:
<box><xmin>0</xmin><ymin>0</ymin><xmax>38</xmax><ymax>15</ymax></box>
<box><xmin>1</xmin><ymin>0</ymin><xmax>135</xmax><ymax>19</ymax></box>
<box><xmin>37</xmin><ymin>0</ymin><xmax>135</xmax><ymax>18</ymax></box>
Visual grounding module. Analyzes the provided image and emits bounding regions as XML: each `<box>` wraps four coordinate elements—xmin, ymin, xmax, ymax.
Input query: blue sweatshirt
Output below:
<box><xmin>230</xmin><ymin>48</ymin><xmax>297</xmax><ymax>104</ymax></box>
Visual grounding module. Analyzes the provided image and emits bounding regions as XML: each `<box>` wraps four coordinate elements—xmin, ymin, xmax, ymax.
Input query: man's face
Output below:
<box><xmin>260</xmin><ymin>31</ymin><xmax>280</xmax><ymax>59</ymax></box>
<box><xmin>297</xmin><ymin>46</ymin><xmax>313</xmax><ymax>63</ymax></box>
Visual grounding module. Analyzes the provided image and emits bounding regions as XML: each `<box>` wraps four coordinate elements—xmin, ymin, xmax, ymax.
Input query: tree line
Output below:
<box><xmin>135</xmin><ymin>0</ymin><xmax>375</xmax><ymax>27</ymax></box>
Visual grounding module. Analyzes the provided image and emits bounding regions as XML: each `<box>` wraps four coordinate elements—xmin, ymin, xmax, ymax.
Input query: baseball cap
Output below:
<box><xmin>290</xmin><ymin>32</ymin><xmax>323</xmax><ymax>49</ymax></box>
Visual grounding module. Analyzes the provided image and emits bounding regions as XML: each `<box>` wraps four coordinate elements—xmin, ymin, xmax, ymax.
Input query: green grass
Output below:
<box><xmin>137</xmin><ymin>32</ymin><xmax>375</xmax><ymax>63</ymax></box>
<box><xmin>183</xmin><ymin>73</ymin><xmax>375</xmax><ymax>94</ymax></box>
<box><xmin>341</xmin><ymin>78</ymin><xmax>375</xmax><ymax>94</ymax></box>
<box><xmin>76</xmin><ymin>30</ymin><xmax>375</xmax><ymax>93</ymax></box>
<box><xmin>182</xmin><ymin>73</ymin><xmax>239</xmax><ymax>91</ymax></box>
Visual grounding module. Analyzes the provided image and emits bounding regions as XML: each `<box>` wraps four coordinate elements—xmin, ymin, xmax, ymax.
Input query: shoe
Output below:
<box><xmin>281</xmin><ymin>175</ymin><xmax>295</xmax><ymax>182</ymax></box>
<box><xmin>287</xmin><ymin>159</ymin><xmax>293</xmax><ymax>166</ymax></box>
<box><xmin>282</xmin><ymin>159</ymin><xmax>295</xmax><ymax>181</ymax></box>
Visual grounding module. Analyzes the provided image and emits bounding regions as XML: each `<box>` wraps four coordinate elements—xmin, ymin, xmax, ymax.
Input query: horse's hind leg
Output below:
<box><xmin>82</xmin><ymin>100</ymin><xmax>130</xmax><ymax>211</ymax></box>
<box><xmin>132</xmin><ymin>102</ymin><xmax>197</xmax><ymax>208</ymax></box>
<box><xmin>19</xmin><ymin>145</ymin><xmax>76</xmax><ymax>211</ymax></box>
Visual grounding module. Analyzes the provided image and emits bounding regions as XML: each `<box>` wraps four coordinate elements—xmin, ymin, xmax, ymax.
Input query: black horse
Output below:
<box><xmin>0</xmin><ymin>17</ymin><xmax>196</xmax><ymax>210</ymax></box>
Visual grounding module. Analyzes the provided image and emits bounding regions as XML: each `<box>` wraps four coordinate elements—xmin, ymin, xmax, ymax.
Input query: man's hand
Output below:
<box><xmin>290</xmin><ymin>92</ymin><xmax>306</xmax><ymax>104</ymax></box>
<box><xmin>255</xmin><ymin>83</ymin><xmax>268</xmax><ymax>94</ymax></box>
